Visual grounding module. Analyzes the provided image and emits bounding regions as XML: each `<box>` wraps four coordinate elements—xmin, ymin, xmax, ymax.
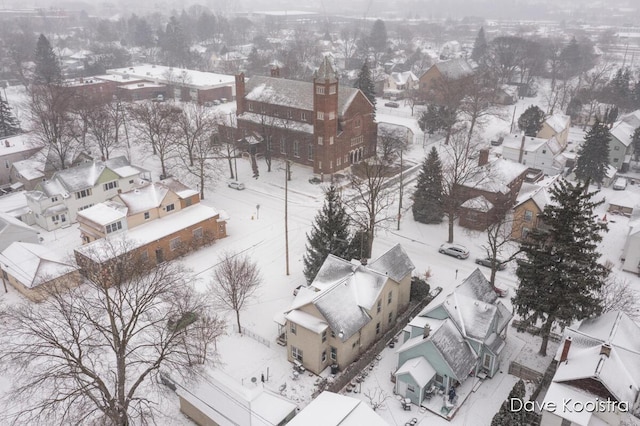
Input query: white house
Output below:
<box><xmin>608</xmin><ymin>111</ymin><xmax>640</xmax><ymax>171</ymax></box>
<box><xmin>25</xmin><ymin>156</ymin><xmax>149</xmax><ymax>231</ymax></box>
<box><xmin>383</xmin><ymin>71</ymin><xmax>419</xmax><ymax>99</ymax></box>
<box><xmin>0</xmin><ymin>212</ymin><xmax>40</xmax><ymax>251</ymax></box>
<box><xmin>501</xmin><ymin>133</ymin><xmax>566</xmax><ymax>176</ymax></box>
<box><xmin>0</xmin><ymin>134</ymin><xmax>42</xmax><ymax>188</ymax></box>
<box><xmin>540</xmin><ymin>311</ymin><xmax>640</xmax><ymax>426</ymax></box>
<box><xmin>537</xmin><ymin>113</ymin><xmax>571</xmax><ymax>149</ymax></box>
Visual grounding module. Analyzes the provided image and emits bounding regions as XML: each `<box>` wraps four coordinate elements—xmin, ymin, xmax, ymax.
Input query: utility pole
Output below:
<box><xmin>397</xmin><ymin>150</ymin><xmax>403</xmax><ymax>231</ymax></box>
<box><xmin>284</xmin><ymin>160</ymin><xmax>290</xmax><ymax>275</ymax></box>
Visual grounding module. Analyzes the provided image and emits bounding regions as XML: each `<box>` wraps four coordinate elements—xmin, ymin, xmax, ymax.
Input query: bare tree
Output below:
<box><xmin>26</xmin><ymin>85</ymin><xmax>79</xmax><ymax>171</ymax></box>
<box><xmin>76</xmin><ymin>99</ymin><xmax>125</xmax><ymax>160</ymax></box>
<box><xmin>363</xmin><ymin>387</ymin><xmax>390</xmax><ymax>411</ymax></box>
<box><xmin>481</xmin><ymin>214</ymin><xmax>521</xmax><ymax>287</ymax></box>
<box><xmin>599</xmin><ymin>266</ymin><xmax>640</xmax><ymax>321</ymax></box>
<box><xmin>175</xmin><ymin>103</ymin><xmax>218</xmax><ymax>167</ymax></box>
<box><xmin>128</xmin><ymin>101</ymin><xmax>180</xmax><ymax>178</ymax></box>
<box><xmin>209</xmin><ymin>252</ymin><xmax>262</xmax><ymax>335</ymax></box>
<box><xmin>176</xmin><ymin>110</ymin><xmax>223</xmax><ymax>200</ymax></box>
<box><xmin>377</xmin><ymin>125</ymin><xmax>409</xmax><ymax>166</ymax></box>
<box><xmin>0</xmin><ymin>239</ymin><xmax>223</xmax><ymax>425</ymax></box>
<box><xmin>460</xmin><ymin>73</ymin><xmax>507</xmax><ymax>142</ymax></box>
<box><xmin>441</xmin><ymin>131</ymin><xmax>483</xmax><ymax>243</ymax></box>
<box><xmin>346</xmin><ymin>160</ymin><xmax>396</xmax><ymax>257</ymax></box>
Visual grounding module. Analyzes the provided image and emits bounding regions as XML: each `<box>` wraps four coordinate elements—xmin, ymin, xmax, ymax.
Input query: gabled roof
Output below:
<box><xmin>465</xmin><ymin>158</ymin><xmax>527</xmax><ymax>194</ymax></box>
<box><xmin>430</xmin><ymin>319</ymin><xmax>478</xmax><ymax>381</ymax></box>
<box><xmin>433</xmin><ymin>58</ymin><xmax>474</xmax><ymax>80</ymax></box>
<box><xmin>514</xmin><ymin>176</ymin><xmax>558</xmax><ymax>210</ymax></box>
<box><xmin>610</xmin><ymin>120</ymin><xmax>636</xmax><ymax>147</ymax></box>
<box><xmin>542</xmin><ymin>113</ymin><xmax>570</xmax><ymax>134</ymax></box>
<box><xmin>0</xmin><ymin>212</ymin><xmax>39</xmax><ymax>236</ymax></box>
<box><xmin>77</xmin><ymin>201</ymin><xmax>127</xmax><ymax>226</ymax></box>
<box><xmin>460</xmin><ymin>195</ymin><xmax>494</xmax><ymax>212</ymax></box>
<box><xmin>244</xmin><ymin>76</ymin><xmax>360</xmax><ymax>116</ymax></box>
<box><xmin>116</xmin><ymin>182</ymin><xmax>171</xmax><ymax>214</ymax></box>
<box><xmin>0</xmin><ymin>242</ymin><xmax>77</xmax><ymax>288</ymax></box>
<box><xmin>287</xmin><ymin>245</ymin><xmax>413</xmax><ymax>341</ymax></box>
<box><xmin>395</xmin><ymin>357</ymin><xmax>436</xmax><ymax>387</ymax></box>
<box><xmin>391</xmin><ymin>71</ymin><xmax>418</xmax><ymax>85</ymax></box>
<box><xmin>455</xmin><ymin>268</ymin><xmax>498</xmax><ymax>304</ymax></box>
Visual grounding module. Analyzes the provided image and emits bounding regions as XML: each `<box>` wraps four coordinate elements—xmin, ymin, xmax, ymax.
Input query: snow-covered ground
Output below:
<box><xmin>2</xmin><ymin>80</ymin><xmax>640</xmax><ymax>425</ymax></box>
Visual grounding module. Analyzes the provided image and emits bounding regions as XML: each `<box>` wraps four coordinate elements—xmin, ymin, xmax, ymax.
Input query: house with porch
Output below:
<box><xmin>394</xmin><ymin>269</ymin><xmax>512</xmax><ymax>417</ymax></box>
<box><xmin>540</xmin><ymin>311</ymin><xmax>640</xmax><ymax>425</ymax></box>
<box><xmin>25</xmin><ymin>156</ymin><xmax>149</xmax><ymax>231</ymax></box>
<box><xmin>280</xmin><ymin>244</ymin><xmax>414</xmax><ymax>375</ymax></box>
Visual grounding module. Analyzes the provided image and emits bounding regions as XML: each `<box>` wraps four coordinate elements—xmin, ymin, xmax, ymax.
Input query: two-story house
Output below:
<box><xmin>457</xmin><ymin>150</ymin><xmax>528</xmax><ymax>230</ymax></box>
<box><xmin>418</xmin><ymin>58</ymin><xmax>474</xmax><ymax>105</ymax></box>
<box><xmin>394</xmin><ymin>269</ymin><xmax>512</xmax><ymax>415</ymax></box>
<box><xmin>608</xmin><ymin>110</ymin><xmax>640</xmax><ymax>172</ymax></box>
<box><xmin>537</xmin><ymin>113</ymin><xmax>571</xmax><ymax>149</ymax></box>
<box><xmin>511</xmin><ymin>176</ymin><xmax>558</xmax><ymax>240</ymax></box>
<box><xmin>541</xmin><ymin>311</ymin><xmax>640</xmax><ymax>425</ymax></box>
<box><xmin>383</xmin><ymin>71</ymin><xmax>419</xmax><ymax>99</ymax></box>
<box><xmin>501</xmin><ymin>134</ymin><xmax>566</xmax><ymax>176</ymax></box>
<box><xmin>224</xmin><ymin>56</ymin><xmax>377</xmax><ymax>176</ymax></box>
<box><xmin>24</xmin><ymin>156</ymin><xmax>149</xmax><ymax>231</ymax></box>
<box><xmin>282</xmin><ymin>244</ymin><xmax>414</xmax><ymax>375</ymax></box>
<box><xmin>0</xmin><ymin>134</ymin><xmax>42</xmax><ymax>188</ymax></box>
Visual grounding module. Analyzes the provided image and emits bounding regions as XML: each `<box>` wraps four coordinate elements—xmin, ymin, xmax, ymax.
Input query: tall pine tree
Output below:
<box><xmin>354</xmin><ymin>60</ymin><xmax>376</xmax><ymax>115</ymax></box>
<box><xmin>412</xmin><ymin>147</ymin><xmax>444</xmax><ymax>224</ymax></box>
<box><xmin>33</xmin><ymin>34</ymin><xmax>61</xmax><ymax>85</ymax></box>
<box><xmin>517</xmin><ymin>105</ymin><xmax>545</xmax><ymax>136</ymax></box>
<box><xmin>471</xmin><ymin>27</ymin><xmax>488</xmax><ymax>65</ymax></box>
<box><xmin>513</xmin><ymin>179</ymin><xmax>608</xmax><ymax>356</ymax></box>
<box><xmin>574</xmin><ymin>119</ymin><xmax>610</xmax><ymax>185</ymax></box>
<box><xmin>303</xmin><ymin>185</ymin><xmax>359</xmax><ymax>283</ymax></box>
<box><xmin>0</xmin><ymin>96</ymin><xmax>20</xmax><ymax>137</ymax></box>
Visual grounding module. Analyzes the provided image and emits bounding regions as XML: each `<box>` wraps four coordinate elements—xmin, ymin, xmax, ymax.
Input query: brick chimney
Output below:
<box><xmin>360</xmin><ymin>258</ymin><xmax>368</xmax><ymax>266</ymax></box>
<box><xmin>423</xmin><ymin>324</ymin><xmax>431</xmax><ymax>339</ymax></box>
<box><xmin>235</xmin><ymin>73</ymin><xmax>245</xmax><ymax>115</ymax></box>
<box><xmin>600</xmin><ymin>343</ymin><xmax>611</xmax><ymax>358</ymax></box>
<box><xmin>560</xmin><ymin>336</ymin><xmax>572</xmax><ymax>362</ymax></box>
<box><xmin>518</xmin><ymin>134</ymin><xmax>526</xmax><ymax>164</ymax></box>
<box><xmin>478</xmin><ymin>148</ymin><xmax>490</xmax><ymax>167</ymax></box>
<box><xmin>270</xmin><ymin>66</ymin><xmax>280</xmax><ymax>78</ymax></box>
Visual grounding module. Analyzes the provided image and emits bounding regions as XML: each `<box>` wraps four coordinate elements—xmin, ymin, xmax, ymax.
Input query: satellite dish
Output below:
<box><xmin>251</xmin><ymin>377</ymin><xmax>257</xmax><ymax>383</ymax></box>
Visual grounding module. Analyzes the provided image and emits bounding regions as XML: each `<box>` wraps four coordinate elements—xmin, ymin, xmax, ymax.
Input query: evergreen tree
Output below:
<box><xmin>354</xmin><ymin>60</ymin><xmax>376</xmax><ymax>113</ymax></box>
<box><xmin>33</xmin><ymin>34</ymin><xmax>61</xmax><ymax>85</ymax></box>
<box><xmin>631</xmin><ymin>79</ymin><xmax>640</xmax><ymax>110</ymax></box>
<box><xmin>471</xmin><ymin>27</ymin><xmax>488</xmax><ymax>65</ymax></box>
<box><xmin>574</xmin><ymin>119</ymin><xmax>610</xmax><ymax>185</ymax></box>
<box><xmin>418</xmin><ymin>105</ymin><xmax>441</xmax><ymax>134</ymax></box>
<box><xmin>0</xmin><ymin>96</ymin><xmax>20</xmax><ymax>137</ymax></box>
<box><xmin>303</xmin><ymin>185</ymin><xmax>358</xmax><ymax>283</ymax></box>
<box><xmin>607</xmin><ymin>67</ymin><xmax>631</xmax><ymax>109</ymax></box>
<box><xmin>369</xmin><ymin>19</ymin><xmax>387</xmax><ymax>53</ymax></box>
<box><xmin>412</xmin><ymin>147</ymin><xmax>444</xmax><ymax>224</ymax></box>
<box><xmin>491</xmin><ymin>380</ymin><xmax>526</xmax><ymax>426</ymax></box>
<box><xmin>633</xmin><ymin>127</ymin><xmax>640</xmax><ymax>161</ymax></box>
<box><xmin>513</xmin><ymin>179</ymin><xmax>608</xmax><ymax>356</ymax></box>
<box><xmin>517</xmin><ymin>105</ymin><xmax>545</xmax><ymax>136</ymax></box>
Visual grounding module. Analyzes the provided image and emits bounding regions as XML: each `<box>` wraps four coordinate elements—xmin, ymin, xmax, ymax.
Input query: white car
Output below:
<box><xmin>438</xmin><ymin>243</ymin><xmax>470</xmax><ymax>259</ymax></box>
<box><xmin>228</xmin><ymin>181</ymin><xmax>245</xmax><ymax>190</ymax></box>
<box><xmin>613</xmin><ymin>177</ymin><xmax>628</xmax><ymax>190</ymax></box>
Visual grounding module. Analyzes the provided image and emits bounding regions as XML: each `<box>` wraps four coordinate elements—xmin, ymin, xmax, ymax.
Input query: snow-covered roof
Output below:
<box><xmin>610</xmin><ymin>120</ymin><xmax>636</xmax><ymax>147</ymax></box>
<box><xmin>542</xmin><ymin>113</ymin><xmax>570</xmax><ymax>134</ymax></box>
<box><xmin>0</xmin><ymin>134</ymin><xmax>41</xmax><ymax>156</ymax></box>
<box><xmin>433</xmin><ymin>58</ymin><xmax>474</xmax><ymax>80</ymax></box>
<box><xmin>0</xmin><ymin>211</ymin><xmax>38</xmax><ymax>236</ymax></box>
<box><xmin>430</xmin><ymin>319</ymin><xmax>478</xmax><ymax>381</ymax></box>
<box><xmin>391</xmin><ymin>71</ymin><xmax>418</xmax><ymax>85</ymax></box>
<box><xmin>107</xmin><ymin>64</ymin><xmax>235</xmax><ymax>90</ymax></box>
<box><xmin>514</xmin><ymin>176</ymin><xmax>558</xmax><ymax>210</ymax></box>
<box><xmin>158</xmin><ymin>178</ymin><xmax>199</xmax><ymax>199</ymax></box>
<box><xmin>176</xmin><ymin>369</ymin><xmax>297</xmax><ymax>426</ymax></box>
<box><xmin>552</xmin><ymin>311</ymin><xmax>640</xmax><ymax>405</ymax></box>
<box><xmin>502</xmin><ymin>134</ymin><xmax>548</xmax><ymax>152</ymax></box>
<box><xmin>76</xmin><ymin>201</ymin><xmax>127</xmax><ymax>226</ymax></box>
<box><xmin>244</xmin><ymin>76</ymin><xmax>360</xmax><ymax>117</ymax></box>
<box><xmin>0</xmin><ymin>242</ymin><xmax>77</xmax><ymax>288</ymax></box>
<box><xmin>466</xmin><ymin>158</ymin><xmax>527</xmax><ymax>194</ymax></box>
<box><xmin>11</xmin><ymin>157</ymin><xmax>45</xmax><ymax>181</ymax></box>
<box><xmin>287</xmin><ymin>391</ymin><xmax>387</xmax><ymax>426</ymax></box>
<box><xmin>460</xmin><ymin>195</ymin><xmax>494</xmax><ymax>212</ymax></box>
<box><xmin>367</xmin><ymin>243</ymin><xmax>415</xmax><ymax>283</ymax></box>
<box><xmin>443</xmin><ymin>292</ymin><xmax>498</xmax><ymax>342</ymax></box>
<box><xmin>288</xmin><ymin>244</ymin><xmax>413</xmax><ymax>341</ymax></box>
<box><xmin>0</xmin><ymin>191</ymin><xmax>30</xmax><ymax>218</ymax></box>
<box><xmin>285</xmin><ymin>309</ymin><xmax>328</xmax><ymax>333</ymax></box>
<box><xmin>542</xmin><ymin>382</ymin><xmax>600</xmax><ymax>425</ymax></box>
<box><xmin>395</xmin><ymin>357</ymin><xmax>436</xmax><ymax>388</ymax></box>
<box><xmin>237</xmin><ymin>112</ymin><xmax>314</xmax><ymax>134</ymax></box>
<box><xmin>75</xmin><ymin>204</ymin><xmax>219</xmax><ymax>262</ymax></box>
<box><xmin>455</xmin><ymin>268</ymin><xmax>498</xmax><ymax>304</ymax></box>
<box><xmin>116</xmin><ymin>182</ymin><xmax>170</xmax><ymax>214</ymax></box>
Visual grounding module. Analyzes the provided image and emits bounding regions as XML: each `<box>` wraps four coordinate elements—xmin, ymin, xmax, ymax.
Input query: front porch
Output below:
<box><xmin>419</xmin><ymin>376</ymin><xmax>484</xmax><ymax>420</ymax></box>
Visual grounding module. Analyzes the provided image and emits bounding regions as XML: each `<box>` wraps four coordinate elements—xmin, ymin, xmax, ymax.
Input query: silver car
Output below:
<box><xmin>228</xmin><ymin>181</ymin><xmax>245</xmax><ymax>190</ymax></box>
<box><xmin>438</xmin><ymin>243</ymin><xmax>470</xmax><ymax>259</ymax></box>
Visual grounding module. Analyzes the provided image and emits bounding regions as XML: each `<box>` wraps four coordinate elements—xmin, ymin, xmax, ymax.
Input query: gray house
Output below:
<box><xmin>608</xmin><ymin>110</ymin><xmax>640</xmax><ymax>171</ymax></box>
<box><xmin>394</xmin><ymin>269</ymin><xmax>512</xmax><ymax>411</ymax></box>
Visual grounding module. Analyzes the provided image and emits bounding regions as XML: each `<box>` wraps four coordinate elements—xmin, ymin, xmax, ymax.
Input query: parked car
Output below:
<box><xmin>438</xmin><ymin>243</ymin><xmax>470</xmax><ymax>259</ymax></box>
<box><xmin>384</xmin><ymin>101</ymin><xmax>400</xmax><ymax>108</ymax></box>
<box><xmin>613</xmin><ymin>177</ymin><xmax>628</xmax><ymax>190</ymax></box>
<box><xmin>429</xmin><ymin>286</ymin><xmax>443</xmax><ymax>298</ymax></box>
<box><xmin>475</xmin><ymin>257</ymin><xmax>507</xmax><ymax>270</ymax></box>
<box><xmin>493</xmin><ymin>283</ymin><xmax>509</xmax><ymax>298</ymax></box>
<box><xmin>228</xmin><ymin>181</ymin><xmax>245</xmax><ymax>190</ymax></box>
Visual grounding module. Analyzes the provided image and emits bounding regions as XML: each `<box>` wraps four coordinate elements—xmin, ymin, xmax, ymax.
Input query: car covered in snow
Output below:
<box><xmin>228</xmin><ymin>181</ymin><xmax>245</xmax><ymax>190</ymax></box>
<box><xmin>475</xmin><ymin>257</ymin><xmax>507</xmax><ymax>270</ymax></box>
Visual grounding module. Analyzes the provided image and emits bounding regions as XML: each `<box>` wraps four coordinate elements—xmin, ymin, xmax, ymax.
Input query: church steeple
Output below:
<box><xmin>313</xmin><ymin>56</ymin><xmax>339</xmax><ymax>175</ymax></box>
<box><xmin>315</xmin><ymin>56</ymin><xmax>337</xmax><ymax>82</ymax></box>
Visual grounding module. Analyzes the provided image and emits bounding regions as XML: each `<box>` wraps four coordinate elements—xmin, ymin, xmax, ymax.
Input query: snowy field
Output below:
<box><xmin>2</xmin><ymin>80</ymin><xmax>640</xmax><ymax>426</ymax></box>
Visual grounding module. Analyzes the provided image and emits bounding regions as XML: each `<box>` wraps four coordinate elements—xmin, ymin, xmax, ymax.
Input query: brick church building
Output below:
<box><xmin>225</xmin><ymin>57</ymin><xmax>377</xmax><ymax>176</ymax></box>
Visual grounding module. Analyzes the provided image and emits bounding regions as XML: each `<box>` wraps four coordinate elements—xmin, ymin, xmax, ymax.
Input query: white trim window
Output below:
<box><xmin>292</xmin><ymin>346</ymin><xmax>303</xmax><ymax>362</ymax></box>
